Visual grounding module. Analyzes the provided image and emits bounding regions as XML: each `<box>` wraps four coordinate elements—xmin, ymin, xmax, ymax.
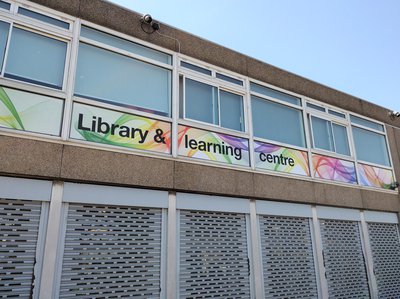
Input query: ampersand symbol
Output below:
<box><xmin>154</xmin><ymin>129</ymin><xmax>166</xmax><ymax>144</ymax></box>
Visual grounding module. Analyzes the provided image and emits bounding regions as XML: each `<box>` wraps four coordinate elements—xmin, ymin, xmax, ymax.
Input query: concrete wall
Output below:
<box><xmin>1</xmin><ymin>134</ymin><xmax>399</xmax><ymax>212</ymax></box>
<box><xmin>1</xmin><ymin>0</ymin><xmax>398</xmax><ymax>213</ymax></box>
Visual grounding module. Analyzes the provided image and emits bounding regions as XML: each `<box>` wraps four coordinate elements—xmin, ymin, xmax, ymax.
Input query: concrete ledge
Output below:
<box><xmin>0</xmin><ymin>135</ymin><xmax>63</xmax><ymax>178</ymax></box>
<box><xmin>253</xmin><ymin>173</ymin><xmax>315</xmax><ymax>204</ymax></box>
<box><xmin>314</xmin><ymin>182</ymin><xmax>363</xmax><ymax>208</ymax></box>
<box><xmin>174</xmin><ymin>161</ymin><xmax>254</xmax><ymax>198</ymax></box>
<box><xmin>0</xmin><ymin>135</ymin><xmax>398</xmax><ymax>212</ymax></box>
<box><xmin>60</xmin><ymin>145</ymin><xmax>174</xmax><ymax>189</ymax></box>
<box><xmin>361</xmin><ymin>189</ymin><xmax>399</xmax><ymax>212</ymax></box>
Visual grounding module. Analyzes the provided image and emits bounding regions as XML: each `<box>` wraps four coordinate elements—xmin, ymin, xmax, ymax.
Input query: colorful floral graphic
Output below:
<box><xmin>312</xmin><ymin>154</ymin><xmax>357</xmax><ymax>184</ymax></box>
<box><xmin>254</xmin><ymin>141</ymin><xmax>310</xmax><ymax>176</ymax></box>
<box><xmin>358</xmin><ymin>163</ymin><xmax>394</xmax><ymax>189</ymax></box>
<box><xmin>178</xmin><ymin>125</ymin><xmax>250</xmax><ymax>166</ymax></box>
<box><xmin>0</xmin><ymin>86</ymin><xmax>63</xmax><ymax>136</ymax></box>
<box><xmin>71</xmin><ymin>103</ymin><xmax>171</xmax><ymax>154</ymax></box>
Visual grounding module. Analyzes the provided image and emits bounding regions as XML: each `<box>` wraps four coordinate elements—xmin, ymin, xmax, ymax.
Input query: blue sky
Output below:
<box><xmin>110</xmin><ymin>0</ymin><xmax>399</xmax><ymax>111</ymax></box>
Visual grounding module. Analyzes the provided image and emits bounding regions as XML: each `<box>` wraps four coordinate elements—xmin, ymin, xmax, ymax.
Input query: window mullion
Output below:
<box><xmin>330</xmin><ymin>121</ymin><xmax>337</xmax><ymax>153</ymax></box>
<box><xmin>0</xmin><ymin>19</ymin><xmax>11</xmax><ymax>76</ymax></box>
<box><xmin>216</xmin><ymin>87</ymin><xmax>221</xmax><ymax>126</ymax></box>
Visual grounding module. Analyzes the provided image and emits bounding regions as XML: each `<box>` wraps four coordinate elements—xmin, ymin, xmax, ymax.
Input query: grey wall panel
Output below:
<box><xmin>0</xmin><ymin>176</ymin><xmax>52</xmax><ymax>201</ymax></box>
<box><xmin>63</xmin><ymin>182</ymin><xmax>168</xmax><ymax>208</ymax></box>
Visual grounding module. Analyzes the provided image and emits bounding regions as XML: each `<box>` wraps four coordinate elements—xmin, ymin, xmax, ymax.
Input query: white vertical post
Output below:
<box><xmin>171</xmin><ymin>54</ymin><xmax>179</xmax><ymax>158</ymax></box>
<box><xmin>359</xmin><ymin>212</ymin><xmax>379</xmax><ymax>299</ymax></box>
<box><xmin>166</xmin><ymin>192</ymin><xmax>177</xmax><ymax>299</ymax></box>
<box><xmin>38</xmin><ymin>181</ymin><xmax>64</xmax><ymax>299</ymax></box>
<box><xmin>61</xmin><ymin>18</ymin><xmax>81</xmax><ymax>140</ymax></box>
<box><xmin>311</xmin><ymin>206</ymin><xmax>329</xmax><ymax>299</ymax></box>
<box><xmin>246</xmin><ymin>79</ymin><xmax>256</xmax><ymax>170</ymax></box>
<box><xmin>249</xmin><ymin>200</ymin><xmax>264</xmax><ymax>299</ymax></box>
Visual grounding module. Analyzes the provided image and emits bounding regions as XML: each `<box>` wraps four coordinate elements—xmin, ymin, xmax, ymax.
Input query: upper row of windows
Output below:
<box><xmin>0</xmin><ymin>6</ymin><xmax>392</xmax><ymax>168</ymax></box>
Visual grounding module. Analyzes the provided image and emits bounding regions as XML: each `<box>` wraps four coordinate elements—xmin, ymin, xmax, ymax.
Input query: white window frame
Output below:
<box><xmin>249</xmin><ymin>78</ymin><xmax>307</xmax><ymax>151</ymax></box>
<box><xmin>307</xmin><ymin>104</ymin><xmax>353</xmax><ymax>160</ymax></box>
<box><xmin>0</xmin><ymin>1</ymin><xmax>73</xmax><ymax>91</ymax></box>
<box><xmin>350</xmin><ymin>112</ymin><xmax>393</xmax><ymax>170</ymax></box>
<box><xmin>178</xmin><ymin>56</ymin><xmax>247</xmax><ymax>135</ymax></box>
<box><xmin>0</xmin><ymin>1</ymin><xmax>73</xmax><ymax>141</ymax></box>
<box><xmin>75</xmin><ymin>20</ymin><xmax>174</xmax><ymax>120</ymax></box>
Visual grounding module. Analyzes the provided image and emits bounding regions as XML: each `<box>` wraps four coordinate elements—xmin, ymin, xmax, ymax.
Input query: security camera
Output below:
<box><xmin>141</xmin><ymin>14</ymin><xmax>153</xmax><ymax>24</ymax></box>
<box><xmin>389</xmin><ymin>111</ymin><xmax>400</xmax><ymax>118</ymax></box>
<box><xmin>140</xmin><ymin>13</ymin><xmax>160</xmax><ymax>33</ymax></box>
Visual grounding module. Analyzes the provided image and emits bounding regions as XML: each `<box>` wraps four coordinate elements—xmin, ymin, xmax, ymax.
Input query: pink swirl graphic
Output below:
<box><xmin>312</xmin><ymin>154</ymin><xmax>356</xmax><ymax>184</ymax></box>
<box><xmin>358</xmin><ymin>164</ymin><xmax>394</xmax><ymax>189</ymax></box>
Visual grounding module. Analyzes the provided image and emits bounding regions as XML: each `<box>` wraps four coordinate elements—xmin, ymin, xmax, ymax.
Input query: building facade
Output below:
<box><xmin>0</xmin><ymin>0</ymin><xmax>399</xmax><ymax>298</ymax></box>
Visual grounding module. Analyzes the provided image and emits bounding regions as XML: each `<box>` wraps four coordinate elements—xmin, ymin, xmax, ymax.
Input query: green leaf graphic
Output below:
<box><xmin>0</xmin><ymin>87</ymin><xmax>25</xmax><ymax>130</ymax></box>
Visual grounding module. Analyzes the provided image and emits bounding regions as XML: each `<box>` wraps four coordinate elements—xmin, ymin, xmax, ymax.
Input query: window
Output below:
<box><xmin>5</xmin><ymin>27</ymin><xmax>67</xmax><ymax>89</ymax></box>
<box><xmin>75</xmin><ymin>27</ymin><xmax>172</xmax><ymax>116</ymax></box>
<box><xmin>18</xmin><ymin>7</ymin><xmax>70</xmax><ymax>29</ymax></box>
<box><xmin>80</xmin><ymin>26</ymin><xmax>171</xmax><ymax>64</ymax></box>
<box><xmin>307</xmin><ymin>102</ymin><xmax>325</xmax><ymax>112</ymax></box>
<box><xmin>252</xmin><ymin>95</ymin><xmax>305</xmax><ymax>147</ymax></box>
<box><xmin>250</xmin><ymin>83</ymin><xmax>304</xmax><ymax>147</ymax></box>
<box><xmin>181</xmin><ymin>77</ymin><xmax>244</xmax><ymax>131</ymax></box>
<box><xmin>328</xmin><ymin>109</ymin><xmax>345</xmax><ymax>118</ymax></box>
<box><xmin>0</xmin><ymin>21</ymin><xmax>9</xmax><ymax>71</ymax></box>
<box><xmin>181</xmin><ymin>61</ymin><xmax>211</xmax><ymax>75</ymax></box>
<box><xmin>251</xmin><ymin>83</ymin><xmax>301</xmax><ymax>106</ymax></box>
<box><xmin>310</xmin><ymin>116</ymin><xmax>350</xmax><ymax>156</ymax></box>
<box><xmin>0</xmin><ymin>1</ymin><xmax>10</xmax><ymax>11</ymax></box>
<box><xmin>216</xmin><ymin>73</ymin><xmax>243</xmax><ymax>86</ymax></box>
<box><xmin>351</xmin><ymin>115</ymin><xmax>384</xmax><ymax>132</ymax></box>
<box><xmin>351</xmin><ymin>116</ymin><xmax>390</xmax><ymax>166</ymax></box>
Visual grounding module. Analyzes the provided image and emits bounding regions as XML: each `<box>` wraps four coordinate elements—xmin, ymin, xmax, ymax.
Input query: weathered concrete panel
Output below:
<box><xmin>174</xmin><ymin>162</ymin><xmax>254</xmax><ymax>198</ymax></box>
<box><xmin>60</xmin><ymin>145</ymin><xmax>174</xmax><ymax>189</ymax></box>
<box><xmin>0</xmin><ymin>135</ymin><xmax>63</xmax><ymax>178</ymax></box>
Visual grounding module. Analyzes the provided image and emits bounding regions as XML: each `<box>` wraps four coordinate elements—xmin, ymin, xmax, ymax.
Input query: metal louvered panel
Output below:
<box><xmin>259</xmin><ymin>216</ymin><xmax>318</xmax><ymax>299</ymax></box>
<box><xmin>367</xmin><ymin>222</ymin><xmax>400</xmax><ymax>298</ymax></box>
<box><xmin>319</xmin><ymin>219</ymin><xmax>370</xmax><ymax>299</ymax></box>
<box><xmin>59</xmin><ymin>204</ymin><xmax>163</xmax><ymax>299</ymax></box>
<box><xmin>0</xmin><ymin>198</ymin><xmax>42</xmax><ymax>298</ymax></box>
<box><xmin>179</xmin><ymin>210</ymin><xmax>251</xmax><ymax>298</ymax></box>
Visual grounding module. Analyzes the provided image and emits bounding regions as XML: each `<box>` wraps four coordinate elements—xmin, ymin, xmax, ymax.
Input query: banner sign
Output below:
<box><xmin>70</xmin><ymin>103</ymin><xmax>171</xmax><ymax>154</ymax></box>
<box><xmin>312</xmin><ymin>154</ymin><xmax>357</xmax><ymax>184</ymax></box>
<box><xmin>0</xmin><ymin>86</ymin><xmax>63</xmax><ymax>136</ymax></box>
<box><xmin>178</xmin><ymin>125</ymin><xmax>250</xmax><ymax>166</ymax></box>
<box><xmin>358</xmin><ymin>163</ymin><xmax>394</xmax><ymax>189</ymax></box>
<box><xmin>254</xmin><ymin>141</ymin><xmax>310</xmax><ymax>176</ymax></box>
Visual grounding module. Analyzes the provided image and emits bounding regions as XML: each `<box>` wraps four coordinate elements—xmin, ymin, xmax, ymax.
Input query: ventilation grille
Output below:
<box><xmin>0</xmin><ymin>198</ymin><xmax>42</xmax><ymax>298</ymax></box>
<box><xmin>259</xmin><ymin>216</ymin><xmax>318</xmax><ymax>299</ymax></box>
<box><xmin>367</xmin><ymin>222</ymin><xmax>400</xmax><ymax>298</ymax></box>
<box><xmin>59</xmin><ymin>204</ymin><xmax>162</xmax><ymax>298</ymax></box>
<box><xmin>179</xmin><ymin>210</ymin><xmax>251</xmax><ymax>298</ymax></box>
<box><xmin>320</xmin><ymin>219</ymin><xmax>370</xmax><ymax>299</ymax></box>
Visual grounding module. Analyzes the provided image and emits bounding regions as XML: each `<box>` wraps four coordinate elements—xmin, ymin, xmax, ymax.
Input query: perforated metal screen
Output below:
<box><xmin>59</xmin><ymin>204</ymin><xmax>163</xmax><ymax>298</ymax></box>
<box><xmin>179</xmin><ymin>210</ymin><xmax>251</xmax><ymax>298</ymax></box>
<box><xmin>0</xmin><ymin>198</ymin><xmax>43</xmax><ymax>298</ymax></box>
<box><xmin>367</xmin><ymin>222</ymin><xmax>400</xmax><ymax>298</ymax></box>
<box><xmin>319</xmin><ymin>219</ymin><xmax>370</xmax><ymax>299</ymax></box>
<box><xmin>259</xmin><ymin>216</ymin><xmax>318</xmax><ymax>299</ymax></box>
